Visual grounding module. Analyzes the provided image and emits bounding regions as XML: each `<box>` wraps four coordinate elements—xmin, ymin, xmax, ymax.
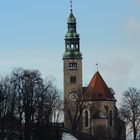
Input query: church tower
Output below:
<box><xmin>63</xmin><ymin>4</ymin><xmax>83</xmax><ymax>129</ymax></box>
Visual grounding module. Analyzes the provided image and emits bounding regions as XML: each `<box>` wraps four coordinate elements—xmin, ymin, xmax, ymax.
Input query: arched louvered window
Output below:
<box><xmin>85</xmin><ymin>110</ymin><xmax>88</xmax><ymax>127</ymax></box>
<box><xmin>109</xmin><ymin>110</ymin><xmax>113</xmax><ymax>126</ymax></box>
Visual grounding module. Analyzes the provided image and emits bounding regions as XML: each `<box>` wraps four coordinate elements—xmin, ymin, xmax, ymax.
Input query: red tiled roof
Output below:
<box><xmin>82</xmin><ymin>71</ymin><xmax>115</xmax><ymax>101</ymax></box>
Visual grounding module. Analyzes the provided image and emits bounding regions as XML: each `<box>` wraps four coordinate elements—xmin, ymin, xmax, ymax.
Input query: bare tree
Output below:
<box><xmin>0</xmin><ymin>68</ymin><xmax>62</xmax><ymax>140</ymax></box>
<box><xmin>52</xmin><ymin>98</ymin><xmax>63</xmax><ymax>123</ymax></box>
<box><xmin>0</xmin><ymin>76</ymin><xmax>11</xmax><ymax>140</ymax></box>
<box><xmin>119</xmin><ymin>88</ymin><xmax>140</xmax><ymax>140</ymax></box>
<box><xmin>12</xmin><ymin>69</ymin><xmax>24</xmax><ymax>140</ymax></box>
<box><xmin>33</xmin><ymin>77</ymin><xmax>62</xmax><ymax>140</ymax></box>
<box><xmin>18</xmin><ymin>69</ymin><xmax>43</xmax><ymax>140</ymax></box>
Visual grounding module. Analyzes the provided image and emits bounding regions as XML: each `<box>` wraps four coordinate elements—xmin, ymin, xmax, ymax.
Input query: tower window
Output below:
<box><xmin>71</xmin><ymin>44</ymin><xmax>75</xmax><ymax>50</ymax></box>
<box><xmin>85</xmin><ymin>110</ymin><xmax>88</xmax><ymax>127</ymax></box>
<box><xmin>76</xmin><ymin>44</ymin><xmax>79</xmax><ymax>50</ymax></box>
<box><xmin>109</xmin><ymin>110</ymin><xmax>113</xmax><ymax>126</ymax></box>
<box><xmin>70</xmin><ymin>76</ymin><xmax>76</xmax><ymax>83</ymax></box>
<box><xmin>66</xmin><ymin>44</ymin><xmax>70</xmax><ymax>50</ymax></box>
<box><xmin>69</xmin><ymin>63</ymin><xmax>77</xmax><ymax>70</ymax></box>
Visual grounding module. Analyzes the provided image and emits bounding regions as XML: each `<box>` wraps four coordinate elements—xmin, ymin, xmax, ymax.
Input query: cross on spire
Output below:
<box><xmin>70</xmin><ymin>0</ymin><xmax>73</xmax><ymax>13</ymax></box>
<box><xmin>96</xmin><ymin>63</ymin><xmax>99</xmax><ymax>71</ymax></box>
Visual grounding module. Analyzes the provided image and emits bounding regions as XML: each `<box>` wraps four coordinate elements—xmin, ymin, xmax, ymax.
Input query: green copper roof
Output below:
<box><xmin>63</xmin><ymin>51</ymin><xmax>82</xmax><ymax>59</ymax></box>
<box><xmin>65</xmin><ymin>32</ymin><xmax>79</xmax><ymax>39</ymax></box>
<box><xmin>68</xmin><ymin>13</ymin><xmax>76</xmax><ymax>23</ymax></box>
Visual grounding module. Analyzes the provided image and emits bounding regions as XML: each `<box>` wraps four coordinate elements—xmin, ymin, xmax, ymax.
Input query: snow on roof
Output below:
<box><xmin>62</xmin><ymin>133</ymin><xmax>78</xmax><ymax>140</ymax></box>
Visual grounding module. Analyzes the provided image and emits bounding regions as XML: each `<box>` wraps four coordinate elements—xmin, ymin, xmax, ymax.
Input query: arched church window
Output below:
<box><xmin>76</xmin><ymin>44</ymin><xmax>78</xmax><ymax>49</ymax></box>
<box><xmin>66</xmin><ymin>44</ymin><xmax>70</xmax><ymax>50</ymax></box>
<box><xmin>71</xmin><ymin>44</ymin><xmax>74</xmax><ymax>50</ymax></box>
<box><xmin>109</xmin><ymin>110</ymin><xmax>113</xmax><ymax>126</ymax></box>
<box><xmin>85</xmin><ymin>110</ymin><xmax>88</xmax><ymax>127</ymax></box>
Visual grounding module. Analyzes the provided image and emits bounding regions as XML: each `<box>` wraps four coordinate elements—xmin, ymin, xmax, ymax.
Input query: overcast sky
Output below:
<box><xmin>0</xmin><ymin>0</ymin><xmax>140</xmax><ymax>104</ymax></box>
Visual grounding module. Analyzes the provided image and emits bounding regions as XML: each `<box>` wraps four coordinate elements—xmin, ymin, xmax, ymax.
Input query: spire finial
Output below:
<box><xmin>70</xmin><ymin>0</ymin><xmax>73</xmax><ymax>13</ymax></box>
<box><xmin>96</xmin><ymin>63</ymin><xmax>99</xmax><ymax>71</ymax></box>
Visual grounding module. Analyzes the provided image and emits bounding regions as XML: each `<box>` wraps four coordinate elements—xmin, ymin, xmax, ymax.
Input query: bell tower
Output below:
<box><xmin>63</xmin><ymin>1</ymin><xmax>83</xmax><ymax>129</ymax></box>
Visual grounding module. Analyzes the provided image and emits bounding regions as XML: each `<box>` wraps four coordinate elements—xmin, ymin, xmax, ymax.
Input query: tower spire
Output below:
<box><xmin>70</xmin><ymin>0</ymin><xmax>73</xmax><ymax>13</ymax></box>
<box><xmin>63</xmin><ymin>0</ymin><xmax>82</xmax><ymax>59</ymax></box>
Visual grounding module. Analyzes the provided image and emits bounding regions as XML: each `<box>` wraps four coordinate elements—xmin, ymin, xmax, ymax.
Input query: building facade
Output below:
<box><xmin>63</xmin><ymin>8</ymin><xmax>125</xmax><ymax>140</ymax></box>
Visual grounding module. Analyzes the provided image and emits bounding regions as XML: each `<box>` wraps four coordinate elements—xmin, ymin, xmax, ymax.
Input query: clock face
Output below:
<box><xmin>69</xmin><ymin>92</ymin><xmax>78</xmax><ymax>101</ymax></box>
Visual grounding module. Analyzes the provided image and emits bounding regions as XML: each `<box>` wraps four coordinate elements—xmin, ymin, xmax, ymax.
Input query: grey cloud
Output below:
<box><xmin>102</xmin><ymin>58</ymin><xmax>134</xmax><ymax>80</ymax></box>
